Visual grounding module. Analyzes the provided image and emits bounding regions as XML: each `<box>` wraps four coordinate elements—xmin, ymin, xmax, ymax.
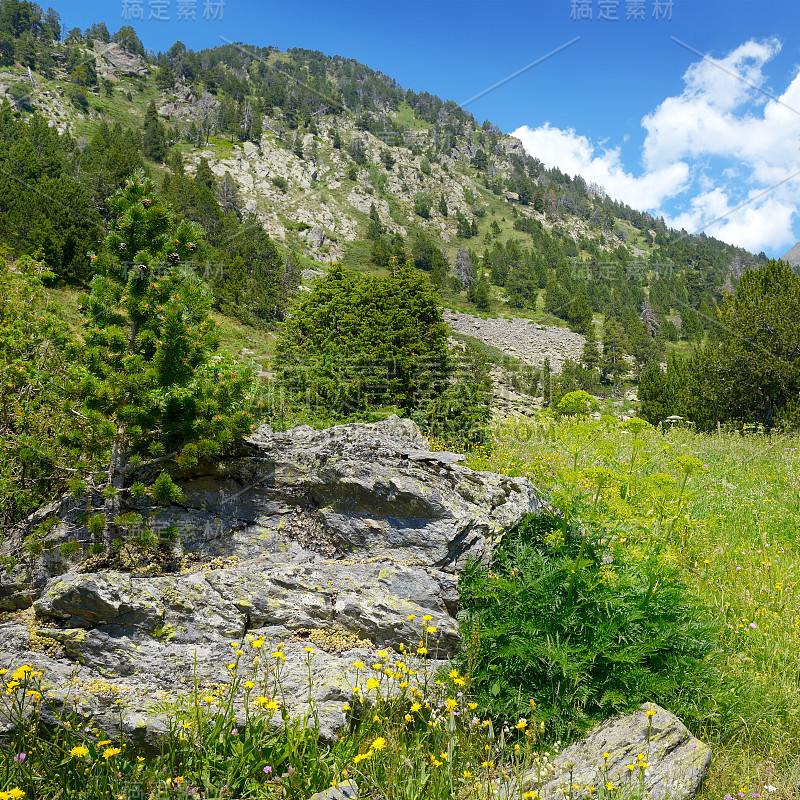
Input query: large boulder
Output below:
<box><xmin>0</xmin><ymin>416</ymin><xmax>547</xmax><ymax>746</ymax></box>
<box><xmin>505</xmin><ymin>703</ymin><xmax>711</xmax><ymax>800</ymax></box>
<box><xmin>95</xmin><ymin>42</ymin><xmax>148</xmax><ymax>78</ymax></box>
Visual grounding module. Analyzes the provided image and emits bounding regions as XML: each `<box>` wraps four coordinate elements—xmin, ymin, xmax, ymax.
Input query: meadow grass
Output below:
<box><xmin>0</xmin><ymin>620</ymin><xmax>628</xmax><ymax>800</ymax></box>
<box><xmin>4</xmin><ymin>409</ymin><xmax>797</xmax><ymax>799</ymax></box>
<box><xmin>465</xmin><ymin>415</ymin><xmax>800</xmax><ymax>800</ymax></box>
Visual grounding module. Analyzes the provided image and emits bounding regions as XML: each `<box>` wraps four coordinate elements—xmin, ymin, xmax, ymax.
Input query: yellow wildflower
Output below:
<box><xmin>11</xmin><ymin>666</ymin><xmax>33</xmax><ymax>681</ymax></box>
<box><xmin>254</xmin><ymin>697</ymin><xmax>279</xmax><ymax>711</ymax></box>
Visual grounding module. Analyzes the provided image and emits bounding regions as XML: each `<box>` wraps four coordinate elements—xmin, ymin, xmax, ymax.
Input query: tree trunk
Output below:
<box><xmin>103</xmin><ymin>424</ymin><xmax>127</xmax><ymax>550</ymax></box>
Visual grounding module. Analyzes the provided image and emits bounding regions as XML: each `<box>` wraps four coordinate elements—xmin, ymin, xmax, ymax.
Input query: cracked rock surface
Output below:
<box><xmin>0</xmin><ymin>416</ymin><xmax>548</xmax><ymax>747</ymax></box>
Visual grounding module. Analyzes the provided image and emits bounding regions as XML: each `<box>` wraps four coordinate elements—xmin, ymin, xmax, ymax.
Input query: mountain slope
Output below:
<box><xmin>0</xmin><ymin>6</ymin><xmax>767</xmax><ymax>359</ymax></box>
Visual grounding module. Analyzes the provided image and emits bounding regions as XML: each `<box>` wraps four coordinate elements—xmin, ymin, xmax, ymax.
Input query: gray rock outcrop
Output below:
<box><xmin>94</xmin><ymin>43</ymin><xmax>148</xmax><ymax>78</ymax></box>
<box><xmin>0</xmin><ymin>416</ymin><xmax>547</xmax><ymax>747</ymax></box>
<box><xmin>780</xmin><ymin>241</ymin><xmax>800</xmax><ymax>267</ymax></box>
<box><xmin>505</xmin><ymin>703</ymin><xmax>711</xmax><ymax>800</ymax></box>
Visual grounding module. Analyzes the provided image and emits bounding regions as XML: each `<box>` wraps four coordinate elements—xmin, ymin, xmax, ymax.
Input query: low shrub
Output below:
<box><xmin>457</xmin><ymin>510</ymin><xmax>719</xmax><ymax>741</ymax></box>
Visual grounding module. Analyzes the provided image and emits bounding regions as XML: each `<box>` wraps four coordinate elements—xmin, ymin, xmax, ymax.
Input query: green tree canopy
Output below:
<box><xmin>74</xmin><ymin>172</ymin><xmax>258</xmax><ymax>545</ymax></box>
<box><xmin>0</xmin><ymin>252</ymin><xmax>85</xmax><ymax>525</ymax></box>
<box><xmin>275</xmin><ymin>262</ymin><xmax>449</xmax><ymax>417</ymax></box>
<box><xmin>685</xmin><ymin>260</ymin><xmax>800</xmax><ymax>429</ymax></box>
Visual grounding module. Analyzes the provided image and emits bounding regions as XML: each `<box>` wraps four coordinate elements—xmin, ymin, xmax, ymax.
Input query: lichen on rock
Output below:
<box><xmin>0</xmin><ymin>415</ymin><xmax>548</xmax><ymax>745</ymax></box>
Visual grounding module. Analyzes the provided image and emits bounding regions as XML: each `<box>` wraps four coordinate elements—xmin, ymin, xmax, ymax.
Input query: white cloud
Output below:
<box><xmin>667</xmin><ymin>191</ymin><xmax>796</xmax><ymax>253</ymax></box>
<box><xmin>512</xmin><ymin>123</ymin><xmax>689</xmax><ymax>209</ymax></box>
<box><xmin>511</xmin><ymin>37</ymin><xmax>800</xmax><ymax>254</ymax></box>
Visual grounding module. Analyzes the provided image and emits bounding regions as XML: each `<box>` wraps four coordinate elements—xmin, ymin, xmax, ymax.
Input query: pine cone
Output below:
<box><xmin>118</xmin><ymin>242</ymin><xmax>127</xmax><ymax>252</ymax></box>
<box><xmin>141</xmin><ymin>198</ymin><xmax>153</xmax><ymax>207</ymax></box>
<box><xmin>168</xmin><ymin>252</ymin><xmax>180</xmax><ymax>265</ymax></box>
<box><xmin>186</xmin><ymin>242</ymin><xmax>196</xmax><ymax>252</ymax></box>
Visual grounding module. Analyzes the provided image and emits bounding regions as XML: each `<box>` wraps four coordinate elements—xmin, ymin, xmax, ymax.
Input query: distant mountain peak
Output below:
<box><xmin>780</xmin><ymin>242</ymin><xmax>800</xmax><ymax>267</ymax></box>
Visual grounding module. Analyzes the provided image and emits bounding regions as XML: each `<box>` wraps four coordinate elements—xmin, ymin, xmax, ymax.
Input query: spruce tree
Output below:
<box><xmin>75</xmin><ymin>172</ymin><xmax>257</xmax><ymax>549</ymax></box>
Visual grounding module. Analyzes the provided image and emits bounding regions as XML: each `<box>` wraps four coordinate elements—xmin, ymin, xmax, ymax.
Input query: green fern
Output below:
<box><xmin>457</xmin><ymin>512</ymin><xmax>718</xmax><ymax>741</ymax></box>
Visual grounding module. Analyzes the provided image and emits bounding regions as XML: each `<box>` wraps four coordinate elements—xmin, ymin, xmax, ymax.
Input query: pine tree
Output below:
<box><xmin>582</xmin><ymin>338</ymin><xmax>601</xmax><ymax>371</ymax></box>
<box><xmin>74</xmin><ymin>173</ymin><xmax>257</xmax><ymax>550</ymax></box>
<box><xmin>541</xmin><ymin>357</ymin><xmax>553</xmax><ymax>406</ymax></box>
<box><xmin>468</xmin><ymin>272</ymin><xmax>491</xmax><ymax>311</ymax></box>
<box><xmin>276</xmin><ymin>262</ymin><xmax>450</xmax><ymax>414</ymax></box>
<box><xmin>366</xmin><ymin>202</ymin><xmax>382</xmax><ymax>240</ymax></box>
<box><xmin>249</xmin><ymin>107</ymin><xmax>263</xmax><ymax>144</ymax></box>
<box><xmin>638</xmin><ymin>360</ymin><xmax>670</xmax><ymax>425</ymax></box>
<box><xmin>601</xmin><ymin>317</ymin><xmax>629</xmax><ymax>388</ymax></box>
<box><xmin>567</xmin><ymin>294</ymin><xmax>593</xmax><ymax>336</ymax></box>
<box><xmin>142</xmin><ymin>100</ymin><xmax>166</xmax><ymax>162</ymax></box>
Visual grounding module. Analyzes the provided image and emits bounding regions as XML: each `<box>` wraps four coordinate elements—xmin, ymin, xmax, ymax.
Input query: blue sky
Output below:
<box><xmin>59</xmin><ymin>0</ymin><xmax>800</xmax><ymax>256</ymax></box>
